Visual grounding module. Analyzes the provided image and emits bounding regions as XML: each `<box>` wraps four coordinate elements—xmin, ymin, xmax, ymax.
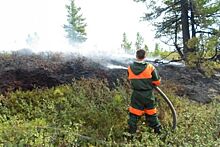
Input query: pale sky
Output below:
<box><xmin>0</xmin><ymin>0</ymin><xmax>158</xmax><ymax>53</ymax></box>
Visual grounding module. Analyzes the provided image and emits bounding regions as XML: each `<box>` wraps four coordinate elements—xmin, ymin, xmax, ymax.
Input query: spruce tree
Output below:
<box><xmin>64</xmin><ymin>0</ymin><xmax>87</xmax><ymax>44</ymax></box>
<box><xmin>121</xmin><ymin>32</ymin><xmax>133</xmax><ymax>53</ymax></box>
<box><xmin>135</xmin><ymin>32</ymin><xmax>144</xmax><ymax>50</ymax></box>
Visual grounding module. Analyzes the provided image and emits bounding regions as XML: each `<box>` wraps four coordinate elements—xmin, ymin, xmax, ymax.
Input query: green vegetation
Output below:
<box><xmin>148</xmin><ymin>44</ymin><xmax>181</xmax><ymax>61</ymax></box>
<box><xmin>121</xmin><ymin>32</ymin><xmax>150</xmax><ymax>54</ymax></box>
<box><xmin>121</xmin><ymin>32</ymin><xmax>133</xmax><ymax>54</ymax></box>
<box><xmin>64</xmin><ymin>0</ymin><xmax>87</xmax><ymax>44</ymax></box>
<box><xmin>0</xmin><ymin>79</ymin><xmax>219</xmax><ymax>146</ymax></box>
<box><xmin>135</xmin><ymin>0</ymin><xmax>220</xmax><ymax>63</ymax></box>
<box><xmin>135</xmin><ymin>32</ymin><xmax>144</xmax><ymax>50</ymax></box>
<box><xmin>149</xmin><ymin>44</ymin><xmax>220</xmax><ymax>76</ymax></box>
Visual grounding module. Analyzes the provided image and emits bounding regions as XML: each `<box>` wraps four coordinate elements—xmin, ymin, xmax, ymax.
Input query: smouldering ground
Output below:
<box><xmin>0</xmin><ymin>53</ymin><xmax>219</xmax><ymax>103</ymax></box>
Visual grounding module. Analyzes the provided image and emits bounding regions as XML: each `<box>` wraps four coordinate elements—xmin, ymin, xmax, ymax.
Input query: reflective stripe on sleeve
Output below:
<box><xmin>152</xmin><ymin>80</ymin><xmax>161</xmax><ymax>86</ymax></box>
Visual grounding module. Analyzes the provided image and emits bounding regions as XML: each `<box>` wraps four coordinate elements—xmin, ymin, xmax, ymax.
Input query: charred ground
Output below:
<box><xmin>0</xmin><ymin>53</ymin><xmax>219</xmax><ymax>103</ymax></box>
<box><xmin>0</xmin><ymin>53</ymin><xmax>126</xmax><ymax>94</ymax></box>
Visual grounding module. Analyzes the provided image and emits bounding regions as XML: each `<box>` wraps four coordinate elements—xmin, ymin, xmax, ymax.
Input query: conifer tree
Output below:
<box><xmin>121</xmin><ymin>32</ymin><xmax>133</xmax><ymax>53</ymax></box>
<box><xmin>135</xmin><ymin>32</ymin><xmax>144</xmax><ymax>50</ymax></box>
<box><xmin>134</xmin><ymin>0</ymin><xmax>220</xmax><ymax>62</ymax></box>
<box><xmin>64</xmin><ymin>0</ymin><xmax>87</xmax><ymax>44</ymax></box>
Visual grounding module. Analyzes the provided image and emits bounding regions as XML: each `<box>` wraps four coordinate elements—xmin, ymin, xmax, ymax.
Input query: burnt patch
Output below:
<box><xmin>158</xmin><ymin>65</ymin><xmax>220</xmax><ymax>103</ymax></box>
<box><xmin>0</xmin><ymin>68</ymin><xmax>61</xmax><ymax>94</ymax></box>
<box><xmin>0</xmin><ymin>55</ymin><xmax>127</xmax><ymax>94</ymax></box>
<box><xmin>0</xmin><ymin>53</ymin><xmax>219</xmax><ymax>103</ymax></box>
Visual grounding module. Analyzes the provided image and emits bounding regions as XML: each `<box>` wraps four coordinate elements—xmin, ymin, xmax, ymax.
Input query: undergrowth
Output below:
<box><xmin>0</xmin><ymin>78</ymin><xmax>219</xmax><ymax>146</ymax></box>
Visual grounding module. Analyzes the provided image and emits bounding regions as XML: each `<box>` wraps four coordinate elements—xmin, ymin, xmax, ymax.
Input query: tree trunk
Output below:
<box><xmin>174</xmin><ymin>8</ymin><xmax>184</xmax><ymax>59</ymax></box>
<box><xmin>180</xmin><ymin>0</ymin><xmax>191</xmax><ymax>59</ymax></box>
<box><xmin>190</xmin><ymin>0</ymin><xmax>196</xmax><ymax>38</ymax></box>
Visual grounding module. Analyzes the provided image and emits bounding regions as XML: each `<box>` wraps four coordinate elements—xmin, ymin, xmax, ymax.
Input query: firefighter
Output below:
<box><xmin>127</xmin><ymin>49</ymin><xmax>162</xmax><ymax>135</ymax></box>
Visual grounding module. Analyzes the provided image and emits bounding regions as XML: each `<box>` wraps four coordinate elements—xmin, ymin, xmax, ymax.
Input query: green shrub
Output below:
<box><xmin>0</xmin><ymin>78</ymin><xmax>219</xmax><ymax>146</ymax></box>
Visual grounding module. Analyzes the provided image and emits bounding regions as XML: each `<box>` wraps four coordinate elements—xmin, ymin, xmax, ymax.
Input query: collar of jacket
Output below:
<box><xmin>135</xmin><ymin>60</ymin><xmax>146</xmax><ymax>64</ymax></box>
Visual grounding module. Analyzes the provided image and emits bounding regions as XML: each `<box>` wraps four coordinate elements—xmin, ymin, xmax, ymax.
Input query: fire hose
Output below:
<box><xmin>154</xmin><ymin>86</ymin><xmax>177</xmax><ymax>130</ymax></box>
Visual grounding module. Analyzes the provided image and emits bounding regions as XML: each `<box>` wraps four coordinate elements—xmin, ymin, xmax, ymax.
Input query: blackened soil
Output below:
<box><xmin>0</xmin><ymin>54</ymin><xmax>219</xmax><ymax>103</ymax></box>
<box><xmin>158</xmin><ymin>65</ymin><xmax>220</xmax><ymax>103</ymax></box>
<box><xmin>0</xmin><ymin>55</ymin><xmax>126</xmax><ymax>94</ymax></box>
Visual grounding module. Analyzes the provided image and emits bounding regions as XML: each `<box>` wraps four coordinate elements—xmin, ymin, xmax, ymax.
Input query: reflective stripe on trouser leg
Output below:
<box><xmin>144</xmin><ymin>108</ymin><xmax>160</xmax><ymax>128</ymax></box>
<box><xmin>128</xmin><ymin>113</ymin><xmax>140</xmax><ymax>134</ymax></box>
<box><xmin>129</xmin><ymin>106</ymin><xmax>144</xmax><ymax>116</ymax></box>
<box><xmin>144</xmin><ymin>108</ymin><xmax>157</xmax><ymax>115</ymax></box>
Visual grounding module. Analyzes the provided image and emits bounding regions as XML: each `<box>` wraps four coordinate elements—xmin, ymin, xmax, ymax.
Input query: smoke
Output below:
<box><xmin>0</xmin><ymin>0</ymin><xmax>66</xmax><ymax>52</ymax></box>
<box><xmin>0</xmin><ymin>0</ymin><xmax>177</xmax><ymax>69</ymax></box>
<box><xmin>0</xmin><ymin>0</ymin><xmax>126</xmax><ymax>54</ymax></box>
<box><xmin>0</xmin><ymin>0</ymin><xmax>155</xmax><ymax>51</ymax></box>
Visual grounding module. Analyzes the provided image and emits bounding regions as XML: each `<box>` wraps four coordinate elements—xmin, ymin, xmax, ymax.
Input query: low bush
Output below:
<box><xmin>0</xmin><ymin>78</ymin><xmax>219</xmax><ymax>146</ymax></box>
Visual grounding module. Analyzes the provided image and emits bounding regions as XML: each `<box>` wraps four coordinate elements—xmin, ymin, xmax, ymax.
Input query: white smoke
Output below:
<box><xmin>0</xmin><ymin>0</ymin><xmax>180</xmax><ymax>68</ymax></box>
<box><xmin>0</xmin><ymin>0</ymin><xmax>157</xmax><ymax>53</ymax></box>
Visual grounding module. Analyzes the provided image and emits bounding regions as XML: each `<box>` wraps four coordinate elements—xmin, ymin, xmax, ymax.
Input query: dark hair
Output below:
<box><xmin>136</xmin><ymin>49</ymin><xmax>146</xmax><ymax>59</ymax></box>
